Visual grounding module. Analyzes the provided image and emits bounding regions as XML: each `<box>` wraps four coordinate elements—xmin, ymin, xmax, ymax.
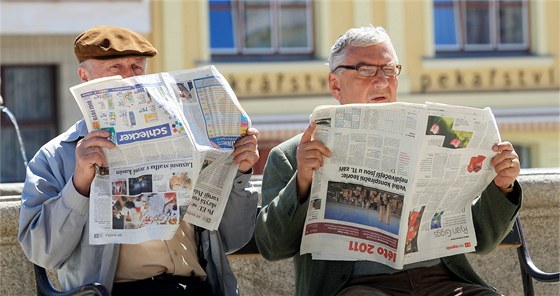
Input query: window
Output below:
<box><xmin>513</xmin><ymin>144</ymin><xmax>531</xmax><ymax>168</ymax></box>
<box><xmin>209</xmin><ymin>0</ymin><xmax>314</xmax><ymax>60</ymax></box>
<box><xmin>1</xmin><ymin>65</ymin><xmax>58</xmax><ymax>182</ymax></box>
<box><xmin>433</xmin><ymin>0</ymin><xmax>529</xmax><ymax>54</ymax></box>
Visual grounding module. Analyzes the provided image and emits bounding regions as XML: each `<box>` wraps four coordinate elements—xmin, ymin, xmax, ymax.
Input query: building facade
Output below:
<box><xmin>1</xmin><ymin>0</ymin><xmax>558</xmax><ymax>181</ymax></box>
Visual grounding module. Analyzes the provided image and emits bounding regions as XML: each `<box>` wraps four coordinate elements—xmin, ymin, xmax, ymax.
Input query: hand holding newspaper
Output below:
<box><xmin>70</xmin><ymin>66</ymin><xmax>250</xmax><ymax>244</ymax></box>
<box><xmin>300</xmin><ymin>102</ymin><xmax>501</xmax><ymax>269</ymax></box>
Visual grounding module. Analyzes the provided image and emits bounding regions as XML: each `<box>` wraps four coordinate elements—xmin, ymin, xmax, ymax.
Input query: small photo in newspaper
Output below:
<box><xmin>325</xmin><ymin>181</ymin><xmax>404</xmax><ymax>235</ymax></box>
<box><xmin>111</xmin><ymin>192</ymin><xmax>180</xmax><ymax>230</ymax></box>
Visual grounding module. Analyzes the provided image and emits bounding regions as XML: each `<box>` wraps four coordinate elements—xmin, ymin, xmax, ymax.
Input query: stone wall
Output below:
<box><xmin>466</xmin><ymin>169</ymin><xmax>560</xmax><ymax>296</ymax></box>
<box><xmin>1</xmin><ymin>169</ymin><xmax>558</xmax><ymax>296</ymax></box>
<box><xmin>0</xmin><ymin>194</ymin><xmax>36</xmax><ymax>295</ymax></box>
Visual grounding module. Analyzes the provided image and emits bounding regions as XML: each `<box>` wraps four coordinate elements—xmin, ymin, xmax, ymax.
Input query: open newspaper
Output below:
<box><xmin>70</xmin><ymin>65</ymin><xmax>250</xmax><ymax>244</ymax></box>
<box><xmin>300</xmin><ymin>102</ymin><xmax>501</xmax><ymax>269</ymax></box>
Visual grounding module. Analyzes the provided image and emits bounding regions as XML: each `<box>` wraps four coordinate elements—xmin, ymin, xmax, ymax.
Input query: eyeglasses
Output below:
<box><xmin>332</xmin><ymin>63</ymin><xmax>402</xmax><ymax>77</ymax></box>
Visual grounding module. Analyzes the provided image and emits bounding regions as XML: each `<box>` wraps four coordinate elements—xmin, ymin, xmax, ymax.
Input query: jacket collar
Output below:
<box><xmin>60</xmin><ymin>119</ymin><xmax>89</xmax><ymax>143</ymax></box>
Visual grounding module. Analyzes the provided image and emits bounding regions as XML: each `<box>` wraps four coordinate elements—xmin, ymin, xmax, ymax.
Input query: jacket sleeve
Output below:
<box><xmin>255</xmin><ymin>135</ymin><xmax>310</xmax><ymax>261</ymax></box>
<box><xmin>217</xmin><ymin>171</ymin><xmax>259</xmax><ymax>254</ymax></box>
<box><xmin>18</xmin><ymin>141</ymin><xmax>90</xmax><ymax>269</ymax></box>
<box><xmin>472</xmin><ymin>180</ymin><xmax>522</xmax><ymax>254</ymax></box>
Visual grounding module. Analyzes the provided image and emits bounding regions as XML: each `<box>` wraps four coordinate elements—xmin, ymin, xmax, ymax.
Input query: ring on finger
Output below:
<box><xmin>509</xmin><ymin>159</ymin><xmax>514</xmax><ymax>168</ymax></box>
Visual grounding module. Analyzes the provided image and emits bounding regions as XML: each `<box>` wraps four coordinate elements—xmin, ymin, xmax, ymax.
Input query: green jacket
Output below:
<box><xmin>255</xmin><ymin>134</ymin><xmax>522</xmax><ymax>296</ymax></box>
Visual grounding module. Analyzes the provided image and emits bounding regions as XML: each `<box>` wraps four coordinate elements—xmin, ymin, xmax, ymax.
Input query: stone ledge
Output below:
<box><xmin>0</xmin><ymin>183</ymin><xmax>24</xmax><ymax>196</ymax></box>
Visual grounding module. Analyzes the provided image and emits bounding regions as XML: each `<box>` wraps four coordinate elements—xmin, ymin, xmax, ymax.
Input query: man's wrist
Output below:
<box><xmin>497</xmin><ymin>183</ymin><xmax>514</xmax><ymax>193</ymax></box>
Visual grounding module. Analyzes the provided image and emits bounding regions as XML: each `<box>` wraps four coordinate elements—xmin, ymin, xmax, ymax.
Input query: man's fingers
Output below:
<box><xmin>233</xmin><ymin>129</ymin><xmax>260</xmax><ymax>173</ymax></box>
<box><xmin>233</xmin><ymin>138</ymin><xmax>258</xmax><ymax>158</ymax></box>
<box><xmin>299</xmin><ymin>147</ymin><xmax>327</xmax><ymax>171</ymax></box>
<box><xmin>81</xmin><ymin>130</ymin><xmax>116</xmax><ymax>150</ymax></box>
<box><xmin>83</xmin><ymin>129</ymin><xmax>112</xmax><ymax>140</ymax></box>
<box><xmin>233</xmin><ymin>148</ymin><xmax>259</xmax><ymax>163</ymax></box>
<box><xmin>301</xmin><ymin>140</ymin><xmax>332</xmax><ymax>158</ymax></box>
<box><xmin>491</xmin><ymin>141</ymin><xmax>520</xmax><ymax>188</ymax></box>
<box><xmin>245</xmin><ymin>127</ymin><xmax>259</xmax><ymax>137</ymax></box>
<box><xmin>301</xmin><ymin>122</ymin><xmax>316</xmax><ymax>144</ymax></box>
<box><xmin>491</xmin><ymin>146</ymin><xmax>518</xmax><ymax>168</ymax></box>
<box><xmin>492</xmin><ymin>141</ymin><xmax>513</xmax><ymax>153</ymax></box>
<box><xmin>234</xmin><ymin>134</ymin><xmax>258</xmax><ymax>149</ymax></box>
<box><xmin>75</xmin><ymin>130</ymin><xmax>116</xmax><ymax>172</ymax></box>
<box><xmin>234</xmin><ymin>148</ymin><xmax>260</xmax><ymax>173</ymax></box>
<box><xmin>76</xmin><ymin>143</ymin><xmax>107</xmax><ymax>168</ymax></box>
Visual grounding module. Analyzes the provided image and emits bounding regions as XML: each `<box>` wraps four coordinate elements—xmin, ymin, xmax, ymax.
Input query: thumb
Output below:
<box><xmin>301</xmin><ymin>121</ymin><xmax>316</xmax><ymax>144</ymax></box>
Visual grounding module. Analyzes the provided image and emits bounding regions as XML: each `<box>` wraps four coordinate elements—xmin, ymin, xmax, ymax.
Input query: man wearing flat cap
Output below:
<box><xmin>19</xmin><ymin>25</ymin><xmax>259</xmax><ymax>296</ymax></box>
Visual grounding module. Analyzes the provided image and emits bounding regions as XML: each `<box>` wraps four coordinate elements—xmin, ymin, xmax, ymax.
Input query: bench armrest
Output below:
<box><xmin>34</xmin><ymin>264</ymin><xmax>109</xmax><ymax>296</ymax></box>
<box><xmin>514</xmin><ymin>217</ymin><xmax>560</xmax><ymax>283</ymax></box>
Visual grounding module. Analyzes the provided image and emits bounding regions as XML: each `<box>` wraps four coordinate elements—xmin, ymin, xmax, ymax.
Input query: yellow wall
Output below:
<box><xmin>327</xmin><ymin>1</ymin><xmax>355</xmax><ymax>44</ymax></box>
<box><xmin>402</xmin><ymin>0</ymin><xmax>427</xmax><ymax>89</ymax></box>
<box><xmin>545</xmin><ymin>1</ymin><xmax>560</xmax><ymax>72</ymax></box>
<box><xmin>151</xmin><ymin>0</ymin><xmax>206</xmax><ymax>72</ymax></box>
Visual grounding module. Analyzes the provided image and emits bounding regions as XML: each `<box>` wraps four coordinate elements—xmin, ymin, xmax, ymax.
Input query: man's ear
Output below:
<box><xmin>78</xmin><ymin>67</ymin><xmax>89</xmax><ymax>82</ymax></box>
<box><xmin>328</xmin><ymin>72</ymin><xmax>342</xmax><ymax>103</ymax></box>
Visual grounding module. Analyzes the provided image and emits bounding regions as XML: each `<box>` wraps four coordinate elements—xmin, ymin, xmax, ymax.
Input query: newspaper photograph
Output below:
<box><xmin>70</xmin><ymin>66</ymin><xmax>250</xmax><ymax>244</ymax></box>
<box><xmin>299</xmin><ymin>102</ymin><xmax>500</xmax><ymax>269</ymax></box>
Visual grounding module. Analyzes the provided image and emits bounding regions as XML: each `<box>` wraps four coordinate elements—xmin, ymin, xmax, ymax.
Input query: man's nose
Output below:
<box><xmin>120</xmin><ymin>67</ymin><xmax>136</xmax><ymax>78</ymax></box>
<box><xmin>371</xmin><ymin>71</ymin><xmax>389</xmax><ymax>88</ymax></box>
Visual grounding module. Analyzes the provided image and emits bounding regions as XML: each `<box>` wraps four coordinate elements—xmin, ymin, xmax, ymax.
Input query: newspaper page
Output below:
<box><xmin>70</xmin><ymin>66</ymin><xmax>250</xmax><ymax>244</ymax></box>
<box><xmin>299</xmin><ymin>102</ymin><xmax>500</xmax><ymax>269</ymax></box>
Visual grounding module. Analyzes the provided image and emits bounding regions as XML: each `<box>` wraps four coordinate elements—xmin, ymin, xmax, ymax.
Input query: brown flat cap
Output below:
<box><xmin>74</xmin><ymin>25</ymin><xmax>157</xmax><ymax>63</ymax></box>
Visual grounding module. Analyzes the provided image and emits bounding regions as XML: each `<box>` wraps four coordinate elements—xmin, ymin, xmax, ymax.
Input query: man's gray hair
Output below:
<box><xmin>328</xmin><ymin>25</ymin><xmax>392</xmax><ymax>72</ymax></box>
<box><xmin>78</xmin><ymin>60</ymin><xmax>93</xmax><ymax>71</ymax></box>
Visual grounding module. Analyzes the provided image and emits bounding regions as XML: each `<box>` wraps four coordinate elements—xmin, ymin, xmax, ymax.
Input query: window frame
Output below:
<box><xmin>513</xmin><ymin>144</ymin><xmax>531</xmax><ymax>168</ymax></box>
<box><xmin>209</xmin><ymin>0</ymin><xmax>315</xmax><ymax>60</ymax></box>
<box><xmin>0</xmin><ymin>64</ymin><xmax>59</xmax><ymax>182</ymax></box>
<box><xmin>434</xmin><ymin>0</ymin><xmax>530</xmax><ymax>54</ymax></box>
<box><xmin>210</xmin><ymin>0</ymin><xmax>240</xmax><ymax>55</ymax></box>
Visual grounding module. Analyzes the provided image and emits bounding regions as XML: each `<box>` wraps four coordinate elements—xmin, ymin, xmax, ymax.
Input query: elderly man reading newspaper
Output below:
<box><xmin>255</xmin><ymin>25</ymin><xmax>521</xmax><ymax>296</ymax></box>
<box><xmin>19</xmin><ymin>25</ymin><xmax>259</xmax><ymax>296</ymax></box>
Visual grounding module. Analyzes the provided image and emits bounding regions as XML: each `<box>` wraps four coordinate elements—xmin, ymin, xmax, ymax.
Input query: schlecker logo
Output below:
<box><xmin>116</xmin><ymin>124</ymin><xmax>171</xmax><ymax>144</ymax></box>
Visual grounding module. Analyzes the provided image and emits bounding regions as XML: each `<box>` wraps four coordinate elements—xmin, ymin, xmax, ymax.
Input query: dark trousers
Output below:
<box><xmin>112</xmin><ymin>274</ymin><xmax>213</xmax><ymax>296</ymax></box>
<box><xmin>337</xmin><ymin>264</ymin><xmax>502</xmax><ymax>296</ymax></box>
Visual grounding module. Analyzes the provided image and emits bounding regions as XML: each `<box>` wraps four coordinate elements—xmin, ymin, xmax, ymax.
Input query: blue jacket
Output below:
<box><xmin>18</xmin><ymin>120</ymin><xmax>259</xmax><ymax>295</ymax></box>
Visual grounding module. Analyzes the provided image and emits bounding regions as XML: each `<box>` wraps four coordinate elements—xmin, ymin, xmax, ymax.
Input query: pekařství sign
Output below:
<box><xmin>224</xmin><ymin>71</ymin><xmax>330</xmax><ymax>98</ymax></box>
<box><xmin>221</xmin><ymin>66</ymin><xmax>558</xmax><ymax>97</ymax></box>
<box><xmin>417</xmin><ymin>67</ymin><xmax>558</xmax><ymax>93</ymax></box>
